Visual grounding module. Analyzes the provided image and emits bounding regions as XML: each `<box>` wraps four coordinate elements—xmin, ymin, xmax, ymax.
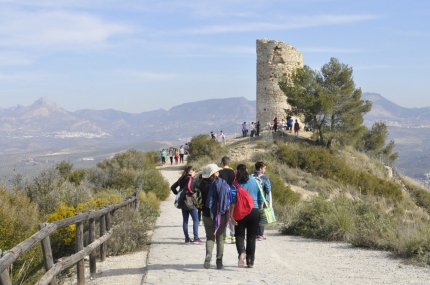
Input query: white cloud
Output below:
<box><xmin>180</xmin><ymin>14</ymin><xmax>378</xmax><ymax>34</ymax></box>
<box><xmin>0</xmin><ymin>9</ymin><xmax>132</xmax><ymax>49</ymax></box>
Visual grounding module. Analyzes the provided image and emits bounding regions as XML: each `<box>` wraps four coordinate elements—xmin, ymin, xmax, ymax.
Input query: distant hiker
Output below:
<box><xmin>169</xmin><ymin>148</ymin><xmax>174</xmax><ymax>165</ymax></box>
<box><xmin>172</xmin><ymin>166</ymin><xmax>202</xmax><ymax>244</ymax></box>
<box><xmin>202</xmin><ymin>163</ymin><xmax>231</xmax><ymax>269</ymax></box>
<box><xmin>256</xmin><ymin>121</ymin><xmax>260</xmax><ymax>136</ymax></box>
<box><xmin>160</xmin><ymin>149</ymin><xmax>166</xmax><ymax>165</ymax></box>
<box><xmin>230</xmin><ymin>164</ymin><xmax>264</xmax><ymax>268</ymax></box>
<box><xmin>250</xmin><ymin>122</ymin><xmax>256</xmax><ymax>137</ymax></box>
<box><xmin>174</xmin><ymin>148</ymin><xmax>179</xmax><ymax>164</ymax></box>
<box><xmin>218</xmin><ymin>156</ymin><xmax>235</xmax><ymax>244</ymax></box>
<box><xmin>220</xmin><ymin>131</ymin><xmax>226</xmax><ymax>144</ymax></box>
<box><xmin>273</xmin><ymin>117</ymin><xmax>278</xmax><ymax>132</ymax></box>
<box><xmin>288</xmin><ymin>117</ymin><xmax>294</xmax><ymax>133</ymax></box>
<box><xmin>242</xmin><ymin>122</ymin><xmax>248</xmax><ymax>137</ymax></box>
<box><xmin>252</xmin><ymin>161</ymin><xmax>272</xmax><ymax>241</ymax></box>
<box><xmin>294</xmin><ymin>119</ymin><xmax>300</xmax><ymax>137</ymax></box>
<box><xmin>286</xmin><ymin>114</ymin><xmax>292</xmax><ymax>131</ymax></box>
<box><xmin>281</xmin><ymin>119</ymin><xmax>286</xmax><ymax>131</ymax></box>
<box><xmin>179</xmin><ymin>145</ymin><xmax>185</xmax><ymax>163</ymax></box>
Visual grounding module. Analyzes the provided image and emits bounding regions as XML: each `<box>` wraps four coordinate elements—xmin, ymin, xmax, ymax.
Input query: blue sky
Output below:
<box><xmin>1</xmin><ymin>0</ymin><xmax>429</xmax><ymax>113</ymax></box>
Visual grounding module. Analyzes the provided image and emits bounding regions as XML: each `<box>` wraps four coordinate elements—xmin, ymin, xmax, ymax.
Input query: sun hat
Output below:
<box><xmin>202</xmin><ymin>164</ymin><xmax>223</xmax><ymax>178</ymax></box>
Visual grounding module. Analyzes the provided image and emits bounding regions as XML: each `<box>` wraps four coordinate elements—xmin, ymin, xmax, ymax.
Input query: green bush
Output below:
<box><xmin>187</xmin><ymin>134</ymin><xmax>226</xmax><ymax>162</ymax></box>
<box><xmin>275</xmin><ymin>143</ymin><xmax>402</xmax><ymax>201</ymax></box>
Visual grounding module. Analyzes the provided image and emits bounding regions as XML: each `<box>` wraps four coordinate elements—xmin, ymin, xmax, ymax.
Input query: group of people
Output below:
<box><xmin>273</xmin><ymin>115</ymin><xmax>300</xmax><ymax>137</ymax></box>
<box><xmin>160</xmin><ymin>145</ymin><xmax>188</xmax><ymax>165</ymax></box>
<box><xmin>210</xmin><ymin>131</ymin><xmax>226</xmax><ymax>144</ymax></box>
<box><xmin>171</xmin><ymin>156</ymin><xmax>272</xmax><ymax>269</ymax></box>
<box><xmin>241</xmin><ymin>121</ymin><xmax>260</xmax><ymax>137</ymax></box>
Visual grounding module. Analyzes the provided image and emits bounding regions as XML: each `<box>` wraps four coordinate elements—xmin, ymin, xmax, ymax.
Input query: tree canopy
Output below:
<box><xmin>280</xmin><ymin>58</ymin><xmax>372</xmax><ymax>147</ymax></box>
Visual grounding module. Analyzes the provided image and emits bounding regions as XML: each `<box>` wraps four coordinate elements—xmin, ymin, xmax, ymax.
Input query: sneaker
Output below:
<box><xmin>192</xmin><ymin>238</ymin><xmax>203</xmax><ymax>244</ymax></box>
<box><xmin>203</xmin><ymin>254</ymin><xmax>212</xmax><ymax>269</ymax></box>
<box><xmin>216</xmin><ymin>258</ymin><xmax>223</xmax><ymax>269</ymax></box>
<box><xmin>246</xmin><ymin>257</ymin><xmax>254</xmax><ymax>268</ymax></box>
<box><xmin>257</xmin><ymin>235</ymin><xmax>264</xmax><ymax>241</ymax></box>
<box><xmin>223</xmin><ymin>236</ymin><xmax>228</xmax><ymax>244</ymax></box>
<box><xmin>238</xmin><ymin>252</ymin><xmax>246</xmax><ymax>268</ymax></box>
<box><xmin>231</xmin><ymin>236</ymin><xmax>236</xmax><ymax>244</ymax></box>
<box><xmin>185</xmin><ymin>238</ymin><xmax>191</xmax><ymax>244</ymax></box>
<box><xmin>261</xmin><ymin>235</ymin><xmax>266</xmax><ymax>240</ymax></box>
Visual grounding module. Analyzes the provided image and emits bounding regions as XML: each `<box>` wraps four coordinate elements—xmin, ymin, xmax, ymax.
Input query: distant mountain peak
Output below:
<box><xmin>34</xmin><ymin>97</ymin><xmax>57</xmax><ymax>107</ymax></box>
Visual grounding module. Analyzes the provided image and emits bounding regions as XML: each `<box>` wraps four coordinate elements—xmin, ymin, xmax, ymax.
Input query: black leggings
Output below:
<box><xmin>169</xmin><ymin>157</ymin><xmax>173</xmax><ymax>164</ymax></box>
<box><xmin>234</xmin><ymin>208</ymin><xmax>259</xmax><ymax>262</ymax></box>
<box><xmin>180</xmin><ymin>154</ymin><xmax>184</xmax><ymax>163</ymax></box>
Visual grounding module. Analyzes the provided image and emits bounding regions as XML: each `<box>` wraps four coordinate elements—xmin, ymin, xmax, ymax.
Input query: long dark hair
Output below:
<box><xmin>236</xmin><ymin>164</ymin><xmax>249</xmax><ymax>184</ymax></box>
<box><xmin>178</xmin><ymin>165</ymin><xmax>194</xmax><ymax>182</ymax></box>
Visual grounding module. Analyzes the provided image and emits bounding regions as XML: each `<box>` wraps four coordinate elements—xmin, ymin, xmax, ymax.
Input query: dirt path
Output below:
<box><xmin>64</xmin><ymin>162</ymin><xmax>430</xmax><ymax>285</ymax></box>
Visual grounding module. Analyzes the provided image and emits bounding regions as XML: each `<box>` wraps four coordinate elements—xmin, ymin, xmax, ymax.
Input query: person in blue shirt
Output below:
<box><xmin>252</xmin><ymin>161</ymin><xmax>272</xmax><ymax>241</ymax></box>
<box><xmin>230</xmin><ymin>164</ymin><xmax>263</xmax><ymax>268</ymax></box>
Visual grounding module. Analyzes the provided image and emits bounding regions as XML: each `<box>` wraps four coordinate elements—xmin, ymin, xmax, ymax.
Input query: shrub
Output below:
<box><xmin>187</xmin><ymin>134</ymin><xmax>226</xmax><ymax>162</ymax></box>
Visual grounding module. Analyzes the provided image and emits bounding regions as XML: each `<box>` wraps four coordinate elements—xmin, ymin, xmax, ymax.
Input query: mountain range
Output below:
<box><xmin>0</xmin><ymin>93</ymin><xmax>429</xmax><ymax>180</ymax></box>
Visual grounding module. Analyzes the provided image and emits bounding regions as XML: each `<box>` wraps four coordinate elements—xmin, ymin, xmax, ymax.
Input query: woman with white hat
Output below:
<box><xmin>201</xmin><ymin>163</ymin><xmax>231</xmax><ymax>270</ymax></box>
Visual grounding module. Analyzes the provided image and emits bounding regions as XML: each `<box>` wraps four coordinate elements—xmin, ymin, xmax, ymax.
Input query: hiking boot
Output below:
<box><xmin>192</xmin><ymin>238</ymin><xmax>203</xmax><ymax>244</ymax></box>
<box><xmin>231</xmin><ymin>236</ymin><xmax>236</xmax><ymax>244</ymax></box>
<box><xmin>203</xmin><ymin>254</ymin><xmax>212</xmax><ymax>269</ymax></box>
<box><xmin>238</xmin><ymin>252</ymin><xmax>246</xmax><ymax>268</ymax></box>
<box><xmin>216</xmin><ymin>257</ymin><xmax>223</xmax><ymax>269</ymax></box>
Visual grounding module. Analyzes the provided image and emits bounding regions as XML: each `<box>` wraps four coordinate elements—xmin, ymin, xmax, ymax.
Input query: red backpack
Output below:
<box><xmin>232</xmin><ymin>172</ymin><xmax>254</xmax><ymax>220</ymax></box>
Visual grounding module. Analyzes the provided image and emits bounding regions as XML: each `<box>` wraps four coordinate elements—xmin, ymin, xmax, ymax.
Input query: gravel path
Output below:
<box><xmin>71</xmin><ymin>164</ymin><xmax>430</xmax><ymax>285</ymax></box>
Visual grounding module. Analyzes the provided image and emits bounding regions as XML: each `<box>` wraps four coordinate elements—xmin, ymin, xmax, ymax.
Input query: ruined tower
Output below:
<box><xmin>256</xmin><ymin>39</ymin><xmax>304</xmax><ymax>128</ymax></box>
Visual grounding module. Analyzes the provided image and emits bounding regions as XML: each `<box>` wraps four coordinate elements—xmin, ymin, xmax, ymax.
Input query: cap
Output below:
<box><xmin>202</xmin><ymin>164</ymin><xmax>223</xmax><ymax>178</ymax></box>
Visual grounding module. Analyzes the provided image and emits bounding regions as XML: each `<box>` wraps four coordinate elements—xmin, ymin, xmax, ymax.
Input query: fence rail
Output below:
<box><xmin>0</xmin><ymin>188</ymin><xmax>141</xmax><ymax>285</ymax></box>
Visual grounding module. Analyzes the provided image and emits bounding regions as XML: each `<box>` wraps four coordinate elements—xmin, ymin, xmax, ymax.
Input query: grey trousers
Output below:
<box><xmin>203</xmin><ymin>215</ymin><xmax>226</xmax><ymax>259</ymax></box>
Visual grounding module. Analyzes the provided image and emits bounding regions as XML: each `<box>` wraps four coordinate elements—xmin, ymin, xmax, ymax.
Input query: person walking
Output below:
<box><xmin>201</xmin><ymin>164</ymin><xmax>231</xmax><ymax>269</ymax></box>
<box><xmin>230</xmin><ymin>164</ymin><xmax>264</xmax><ymax>268</ymax></box>
<box><xmin>220</xmin><ymin>130</ymin><xmax>226</xmax><ymax>144</ymax></box>
<box><xmin>288</xmin><ymin>117</ymin><xmax>294</xmax><ymax>133</ymax></box>
<box><xmin>218</xmin><ymin>156</ymin><xmax>236</xmax><ymax>244</ymax></box>
<box><xmin>273</xmin><ymin>117</ymin><xmax>278</xmax><ymax>132</ymax></box>
<box><xmin>242</xmin><ymin>122</ymin><xmax>248</xmax><ymax>137</ymax></box>
<box><xmin>179</xmin><ymin>145</ymin><xmax>185</xmax><ymax>163</ymax></box>
<box><xmin>252</xmin><ymin>161</ymin><xmax>272</xmax><ymax>241</ymax></box>
<box><xmin>294</xmin><ymin>119</ymin><xmax>300</xmax><ymax>137</ymax></box>
<box><xmin>171</xmin><ymin>166</ymin><xmax>203</xmax><ymax>244</ymax></box>
<box><xmin>168</xmin><ymin>148</ymin><xmax>174</xmax><ymax>165</ymax></box>
<box><xmin>174</xmin><ymin>148</ymin><xmax>179</xmax><ymax>164</ymax></box>
<box><xmin>160</xmin><ymin>149</ymin><xmax>166</xmax><ymax>165</ymax></box>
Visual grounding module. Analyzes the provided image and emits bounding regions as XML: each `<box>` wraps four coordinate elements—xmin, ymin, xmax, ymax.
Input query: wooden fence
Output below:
<box><xmin>0</xmin><ymin>188</ymin><xmax>141</xmax><ymax>285</ymax></box>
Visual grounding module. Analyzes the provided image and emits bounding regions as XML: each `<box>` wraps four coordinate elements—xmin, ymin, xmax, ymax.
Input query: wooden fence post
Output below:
<box><xmin>106</xmin><ymin>212</ymin><xmax>111</xmax><ymax>231</ymax></box>
<box><xmin>99</xmin><ymin>213</ymin><xmax>106</xmax><ymax>262</ymax></box>
<box><xmin>88</xmin><ymin>212</ymin><xmax>96</xmax><ymax>278</ymax></box>
<box><xmin>0</xmin><ymin>250</ymin><xmax>12</xmax><ymax>285</ymax></box>
<box><xmin>38</xmin><ymin>223</ymin><xmax>57</xmax><ymax>285</ymax></box>
<box><xmin>75</xmin><ymin>219</ymin><xmax>85</xmax><ymax>285</ymax></box>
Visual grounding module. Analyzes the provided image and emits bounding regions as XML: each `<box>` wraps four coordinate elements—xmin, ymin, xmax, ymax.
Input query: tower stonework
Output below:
<box><xmin>256</xmin><ymin>39</ymin><xmax>304</xmax><ymax>128</ymax></box>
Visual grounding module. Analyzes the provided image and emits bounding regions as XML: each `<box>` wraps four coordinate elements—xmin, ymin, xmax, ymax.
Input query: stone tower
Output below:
<box><xmin>256</xmin><ymin>39</ymin><xmax>304</xmax><ymax>128</ymax></box>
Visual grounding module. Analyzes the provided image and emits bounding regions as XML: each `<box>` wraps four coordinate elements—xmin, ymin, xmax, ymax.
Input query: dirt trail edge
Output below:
<box><xmin>69</xmin><ymin>164</ymin><xmax>430</xmax><ymax>285</ymax></box>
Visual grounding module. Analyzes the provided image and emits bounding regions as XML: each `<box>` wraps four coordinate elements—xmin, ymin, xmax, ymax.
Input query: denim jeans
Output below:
<box><xmin>182</xmin><ymin>208</ymin><xmax>199</xmax><ymax>241</ymax></box>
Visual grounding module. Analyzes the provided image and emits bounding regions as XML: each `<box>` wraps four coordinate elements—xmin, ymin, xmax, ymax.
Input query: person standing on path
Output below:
<box><xmin>201</xmin><ymin>164</ymin><xmax>231</xmax><ymax>269</ymax></box>
<box><xmin>230</xmin><ymin>164</ymin><xmax>264</xmax><ymax>268</ymax></box>
<box><xmin>168</xmin><ymin>148</ymin><xmax>174</xmax><ymax>165</ymax></box>
<box><xmin>172</xmin><ymin>166</ymin><xmax>203</xmax><ymax>244</ymax></box>
<box><xmin>179</xmin><ymin>145</ymin><xmax>185</xmax><ymax>163</ymax></box>
<box><xmin>294</xmin><ymin>119</ymin><xmax>300</xmax><ymax>137</ymax></box>
<box><xmin>220</xmin><ymin>130</ymin><xmax>226</xmax><ymax>144</ymax></box>
<box><xmin>218</xmin><ymin>156</ymin><xmax>236</xmax><ymax>244</ymax></box>
<box><xmin>174</xmin><ymin>148</ymin><xmax>179</xmax><ymax>164</ymax></box>
<box><xmin>160</xmin><ymin>149</ymin><xmax>166</xmax><ymax>165</ymax></box>
<box><xmin>242</xmin><ymin>122</ymin><xmax>248</xmax><ymax>137</ymax></box>
<box><xmin>273</xmin><ymin>117</ymin><xmax>278</xmax><ymax>132</ymax></box>
<box><xmin>252</xmin><ymin>161</ymin><xmax>272</xmax><ymax>241</ymax></box>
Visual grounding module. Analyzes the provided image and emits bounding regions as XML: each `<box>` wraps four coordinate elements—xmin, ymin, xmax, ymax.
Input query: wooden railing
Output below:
<box><xmin>0</xmin><ymin>188</ymin><xmax>141</xmax><ymax>285</ymax></box>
